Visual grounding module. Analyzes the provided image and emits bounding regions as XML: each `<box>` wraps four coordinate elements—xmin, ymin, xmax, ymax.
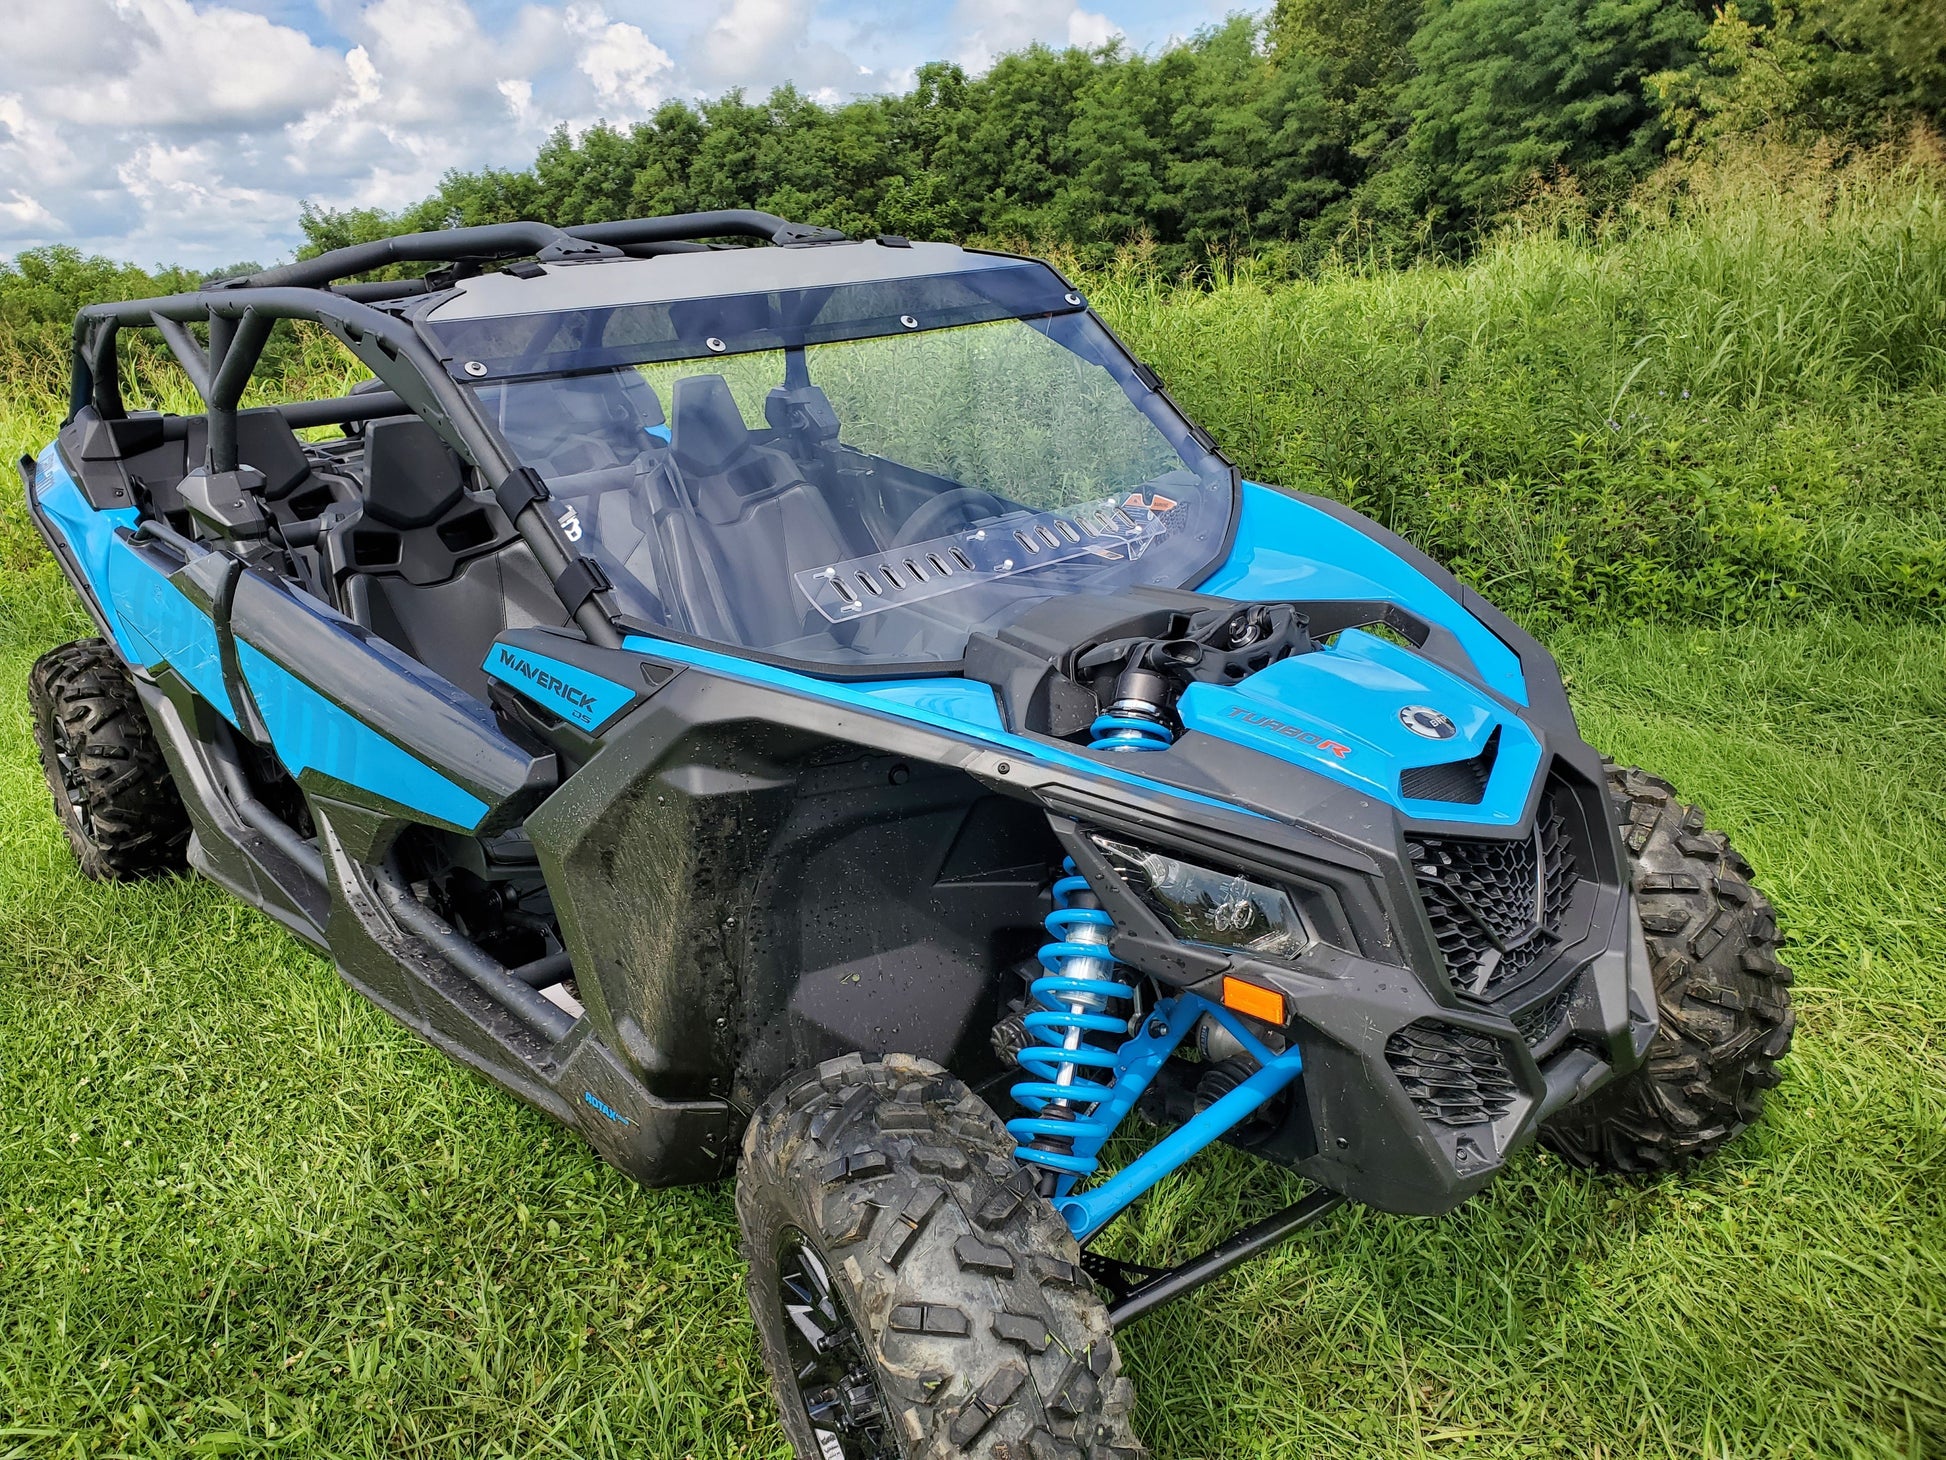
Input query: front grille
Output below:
<box><xmin>1511</xmin><ymin>985</ymin><xmax>1575</xmax><ymax>1048</ymax></box>
<box><xmin>1385</xmin><ymin>1020</ymin><xmax>1519</xmax><ymax>1127</ymax></box>
<box><xmin>1407</xmin><ymin>793</ymin><xmax>1579</xmax><ymax>1001</ymax></box>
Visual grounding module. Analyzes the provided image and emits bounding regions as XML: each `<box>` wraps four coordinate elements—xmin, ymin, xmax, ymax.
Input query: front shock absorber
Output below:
<box><xmin>1089</xmin><ymin>665</ymin><xmax>1175</xmax><ymax>752</ymax></box>
<box><xmin>1008</xmin><ymin>861</ymin><xmax>1137</xmax><ymax>1189</ymax></box>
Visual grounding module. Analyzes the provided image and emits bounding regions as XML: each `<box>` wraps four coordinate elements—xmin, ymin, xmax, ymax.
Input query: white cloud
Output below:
<box><xmin>567</xmin><ymin>7</ymin><xmax>674</xmax><ymax>113</ymax></box>
<box><xmin>696</xmin><ymin>0</ymin><xmax>802</xmax><ymax>86</ymax></box>
<box><xmin>0</xmin><ymin>0</ymin><xmax>1179</xmax><ymax>268</ymax></box>
<box><xmin>1068</xmin><ymin>8</ymin><xmax>1120</xmax><ymax>49</ymax></box>
<box><xmin>950</xmin><ymin>0</ymin><xmax>1117</xmax><ymax>71</ymax></box>
<box><xmin>498</xmin><ymin>76</ymin><xmax>537</xmax><ymax>123</ymax></box>
<box><xmin>0</xmin><ymin>189</ymin><xmax>61</xmax><ymax>231</ymax></box>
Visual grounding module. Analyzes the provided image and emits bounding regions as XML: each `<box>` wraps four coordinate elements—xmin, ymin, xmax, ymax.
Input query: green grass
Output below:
<box><xmin>0</xmin><ymin>609</ymin><xmax>1940</xmax><ymax>1457</ymax></box>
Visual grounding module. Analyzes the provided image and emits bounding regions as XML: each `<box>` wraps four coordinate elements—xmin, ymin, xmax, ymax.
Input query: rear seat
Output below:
<box><xmin>323</xmin><ymin>412</ymin><xmax>570</xmax><ymax>696</ymax></box>
<box><xmin>182</xmin><ymin>407</ymin><xmax>315</xmax><ymax>502</ymax></box>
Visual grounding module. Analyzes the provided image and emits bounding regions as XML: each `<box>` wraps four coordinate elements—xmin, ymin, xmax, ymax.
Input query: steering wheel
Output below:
<box><xmin>890</xmin><ymin>487</ymin><xmax>1011</xmax><ymax>549</ymax></box>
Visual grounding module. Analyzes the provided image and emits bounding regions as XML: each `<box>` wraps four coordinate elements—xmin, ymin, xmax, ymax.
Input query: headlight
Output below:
<box><xmin>1091</xmin><ymin>835</ymin><xmax>1312</xmax><ymax>962</ymax></box>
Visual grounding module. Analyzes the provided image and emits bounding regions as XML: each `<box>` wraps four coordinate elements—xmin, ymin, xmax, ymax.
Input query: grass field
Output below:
<box><xmin>2</xmin><ymin>159</ymin><xmax>1944</xmax><ymax>1456</ymax></box>
<box><xmin>2</xmin><ymin>598</ymin><xmax>1941</xmax><ymax>1458</ymax></box>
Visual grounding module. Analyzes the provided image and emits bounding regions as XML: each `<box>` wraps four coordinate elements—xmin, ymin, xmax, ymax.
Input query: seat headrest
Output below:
<box><xmin>363</xmin><ymin>416</ymin><xmax>466</xmax><ymax>529</ymax></box>
<box><xmin>183</xmin><ymin>406</ymin><xmax>311</xmax><ymax>500</ymax></box>
<box><xmin>671</xmin><ymin>374</ymin><xmax>752</xmax><ymax>476</ymax></box>
<box><xmin>494</xmin><ymin>374</ymin><xmax>665</xmax><ymax>475</ymax></box>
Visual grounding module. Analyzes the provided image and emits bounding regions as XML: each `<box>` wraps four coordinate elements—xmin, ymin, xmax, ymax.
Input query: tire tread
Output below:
<box><xmin>28</xmin><ymin>638</ymin><xmax>188</xmax><ymax>880</ymax></box>
<box><xmin>1541</xmin><ymin>763</ymin><xmax>1794</xmax><ymax>1174</ymax></box>
<box><xmin>738</xmin><ymin>1054</ymin><xmax>1144</xmax><ymax>1459</ymax></box>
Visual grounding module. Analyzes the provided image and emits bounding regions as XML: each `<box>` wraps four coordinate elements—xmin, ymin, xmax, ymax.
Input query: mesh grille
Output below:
<box><xmin>1407</xmin><ymin>793</ymin><xmax>1579</xmax><ymax>1001</ymax></box>
<box><xmin>1511</xmin><ymin>985</ymin><xmax>1575</xmax><ymax>1048</ymax></box>
<box><xmin>1399</xmin><ymin>755</ymin><xmax>1489</xmax><ymax>804</ymax></box>
<box><xmin>1385</xmin><ymin>1021</ymin><xmax>1519</xmax><ymax>1127</ymax></box>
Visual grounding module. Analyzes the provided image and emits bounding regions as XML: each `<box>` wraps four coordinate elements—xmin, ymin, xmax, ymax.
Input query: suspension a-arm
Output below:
<box><xmin>1006</xmin><ymin>856</ymin><xmax>1344</xmax><ymax>1322</ymax></box>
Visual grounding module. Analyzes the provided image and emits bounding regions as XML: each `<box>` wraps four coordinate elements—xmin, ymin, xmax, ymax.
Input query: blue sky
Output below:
<box><xmin>0</xmin><ymin>0</ymin><xmax>1238</xmax><ymax>269</ymax></box>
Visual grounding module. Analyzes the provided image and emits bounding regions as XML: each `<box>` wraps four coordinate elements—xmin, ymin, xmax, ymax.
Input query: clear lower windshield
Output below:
<box><xmin>474</xmin><ymin>312</ymin><xmax>1232</xmax><ymax>668</ymax></box>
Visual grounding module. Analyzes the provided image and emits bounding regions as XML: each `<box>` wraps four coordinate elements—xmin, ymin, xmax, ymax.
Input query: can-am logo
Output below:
<box><xmin>1225</xmin><ymin>705</ymin><xmax>1351</xmax><ymax>758</ymax></box>
<box><xmin>493</xmin><ymin>645</ymin><xmax>598</xmax><ymax>712</ymax></box>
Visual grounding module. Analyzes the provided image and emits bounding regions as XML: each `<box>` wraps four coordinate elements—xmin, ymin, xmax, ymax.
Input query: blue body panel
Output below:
<box><xmin>618</xmin><ymin>635</ymin><xmax>1268</xmax><ymax>820</ymax></box>
<box><xmin>38</xmin><ymin>448</ymin><xmax>237</xmax><ymax>716</ymax></box>
<box><xmin>236</xmin><ymin>642</ymin><xmax>489</xmax><ymax>831</ymax></box>
<box><xmin>623</xmin><ymin>476</ymin><xmax>1548</xmax><ymax>827</ymax></box>
<box><xmin>1178</xmin><ymin>628</ymin><xmax>1542</xmax><ymax>826</ymax></box>
<box><xmin>616</xmin><ymin>477</ymin><xmax>1550</xmax><ymax>826</ymax></box>
<box><xmin>33</xmin><ymin>442</ymin><xmax>493</xmax><ymax>832</ymax></box>
<box><xmin>483</xmin><ymin>641</ymin><xmax>639</xmax><ymax>732</ymax></box>
<box><xmin>1203</xmin><ymin>483</ymin><xmax>1528</xmax><ymax>707</ymax></box>
<box><xmin>108</xmin><ymin>557</ymin><xmax>236</xmax><ymax>716</ymax></box>
<box><xmin>33</xmin><ymin>448</ymin><xmax>151</xmax><ymax>658</ymax></box>
<box><xmin>846</xmin><ymin>677</ymin><xmax>1007</xmax><ymax>732</ymax></box>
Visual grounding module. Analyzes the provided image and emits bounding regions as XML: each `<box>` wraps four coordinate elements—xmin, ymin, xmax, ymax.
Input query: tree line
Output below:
<box><xmin>300</xmin><ymin>0</ymin><xmax>1945</xmax><ymax>271</ymax></box>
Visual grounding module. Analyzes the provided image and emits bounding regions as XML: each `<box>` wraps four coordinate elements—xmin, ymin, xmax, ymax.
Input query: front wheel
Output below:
<box><xmin>737</xmin><ymin>1053</ymin><xmax>1144</xmax><ymax>1460</ymax></box>
<box><xmin>1542</xmin><ymin>764</ymin><xmax>1794</xmax><ymax>1173</ymax></box>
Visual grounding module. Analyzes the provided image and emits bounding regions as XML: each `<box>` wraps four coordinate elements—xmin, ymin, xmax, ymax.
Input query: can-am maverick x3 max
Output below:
<box><xmin>22</xmin><ymin>211</ymin><xmax>1793</xmax><ymax>1457</ymax></box>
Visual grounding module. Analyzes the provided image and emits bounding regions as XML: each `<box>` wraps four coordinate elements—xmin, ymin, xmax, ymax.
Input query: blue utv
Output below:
<box><xmin>22</xmin><ymin>211</ymin><xmax>1793</xmax><ymax>1459</ymax></box>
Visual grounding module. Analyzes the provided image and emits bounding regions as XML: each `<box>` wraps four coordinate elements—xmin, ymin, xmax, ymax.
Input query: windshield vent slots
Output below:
<box><xmin>796</xmin><ymin>495</ymin><xmax>1165</xmax><ymax>623</ymax></box>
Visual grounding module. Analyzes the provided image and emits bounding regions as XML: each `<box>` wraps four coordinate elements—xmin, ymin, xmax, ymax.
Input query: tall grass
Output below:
<box><xmin>1084</xmin><ymin>140</ymin><xmax>1946</xmax><ymax>625</ymax></box>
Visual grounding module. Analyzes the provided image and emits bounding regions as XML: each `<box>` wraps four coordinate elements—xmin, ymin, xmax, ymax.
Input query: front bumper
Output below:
<box><xmin>1054</xmin><ymin>803</ymin><xmax>1659</xmax><ymax>1218</ymax></box>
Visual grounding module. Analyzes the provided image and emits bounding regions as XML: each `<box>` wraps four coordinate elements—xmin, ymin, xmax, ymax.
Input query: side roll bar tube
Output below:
<box><xmin>564</xmin><ymin>209</ymin><xmax>845</xmax><ymax>249</ymax></box>
<box><xmin>373</xmin><ymin>867</ymin><xmax>576</xmax><ymax>1043</ymax></box>
<box><xmin>206</xmin><ymin>307</ymin><xmax>274</xmax><ymax>473</ymax></box>
<box><xmin>72</xmin><ymin>286</ymin><xmax>622</xmax><ymax>647</ymax></box>
<box><xmin>150</xmin><ymin>315</ymin><xmax>212</xmax><ymax>399</ymax></box>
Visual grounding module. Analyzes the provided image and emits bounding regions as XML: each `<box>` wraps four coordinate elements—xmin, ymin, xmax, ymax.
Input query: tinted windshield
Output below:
<box><xmin>474</xmin><ymin>311</ymin><xmax>1231</xmax><ymax>668</ymax></box>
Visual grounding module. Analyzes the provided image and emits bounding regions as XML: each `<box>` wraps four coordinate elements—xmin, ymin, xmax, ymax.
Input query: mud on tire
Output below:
<box><xmin>738</xmin><ymin>1053</ymin><xmax>1144</xmax><ymax>1460</ymax></box>
<box><xmin>1542</xmin><ymin>764</ymin><xmax>1794</xmax><ymax>1174</ymax></box>
<box><xmin>28</xmin><ymin>638</ymin><xmax>189</xmax><ymax>880</ymax></box>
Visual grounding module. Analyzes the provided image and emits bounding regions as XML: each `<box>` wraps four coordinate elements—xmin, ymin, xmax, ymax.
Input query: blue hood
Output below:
<box><xmin>1176</xmin><ymin>628</ymin><xmax>1542</xmax><ymax>826</ymax></box>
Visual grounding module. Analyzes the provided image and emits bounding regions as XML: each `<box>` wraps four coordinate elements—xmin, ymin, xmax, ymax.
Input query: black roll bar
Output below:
<box><xmin>60</xmin><ymin>209</ymin><xmax>846</xmax><ymax>644</ymax></box>
<box><xmin>70</xmin><ymin>285</ymin><xmax>620</xmax><ymax>647</ymax></box>
<box><xmin>213</xmin><ymin>210</ymin><xmax>843</xmax><ymax>293</ymax></box>
<box><xmin>565</xmin><ymin>209</ymin><xmax>844</xmax><ymax>250</ymax></box>
<box><xmin>213</xmin><ymin>221</ymin><xmax>620</xmax><ymax>291</ymax></box>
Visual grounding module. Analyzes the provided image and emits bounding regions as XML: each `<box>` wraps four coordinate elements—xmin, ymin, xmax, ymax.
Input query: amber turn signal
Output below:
<box><xmin>1220</xmin><ymin>975</ymin><xmax>1286</xmax><ymax>1026</ymax></box>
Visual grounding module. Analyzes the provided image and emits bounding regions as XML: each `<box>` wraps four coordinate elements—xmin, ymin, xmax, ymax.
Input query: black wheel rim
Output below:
<box><xmin>775</xmin><ymin>1227</ymin><xmax>897</xmax><ymax>1459</ymax></box>
<box><xmin>46</xmin><ymin>715</ymin><xmax>94</xmax><ymax>834</ymax></box>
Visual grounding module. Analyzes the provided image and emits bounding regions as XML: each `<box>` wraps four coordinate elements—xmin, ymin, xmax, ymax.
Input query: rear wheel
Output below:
<box><xmin>1542</xmin><ymin>764</ymin><xmax>1793</xmax><ymax>1173</ymax></box>
<box><xmin>28</xmin><ymin>638</ymin><xmax>189</xmax><ymax>880</ymax></box>
<box><xmin>737</xmin><ymin>1053</ymin><xmax>1143</xmax><ymax>1460</ymax></box>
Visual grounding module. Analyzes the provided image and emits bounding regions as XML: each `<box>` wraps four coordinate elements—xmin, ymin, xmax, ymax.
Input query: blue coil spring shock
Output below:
<box><xmin>1089</xmin><ymin>666</ymin><xmax>1174</xmax><ymax>752</ymax></box>
<box><xmin>1008</xmin><ymin>861</ymin><xmax>1137</xmax><ymax>1185</ymax></box>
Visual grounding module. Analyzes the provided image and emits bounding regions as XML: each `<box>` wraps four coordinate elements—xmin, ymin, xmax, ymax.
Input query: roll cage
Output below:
<box><xmin>64</xmin><ymin>211</ymin><xmax>850</xmax><ymax>652</ymax></box>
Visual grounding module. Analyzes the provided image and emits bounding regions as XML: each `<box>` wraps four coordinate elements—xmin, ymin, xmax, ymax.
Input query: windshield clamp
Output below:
<box><xmin>494</xmin><ymin>465</ymin><xmax>551</xmax><ymax>517</ymax></box>
<box><xmin>553</xmin><ymin>556</ymin><xmax>614</xmax><ymax>616</ymax></box>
